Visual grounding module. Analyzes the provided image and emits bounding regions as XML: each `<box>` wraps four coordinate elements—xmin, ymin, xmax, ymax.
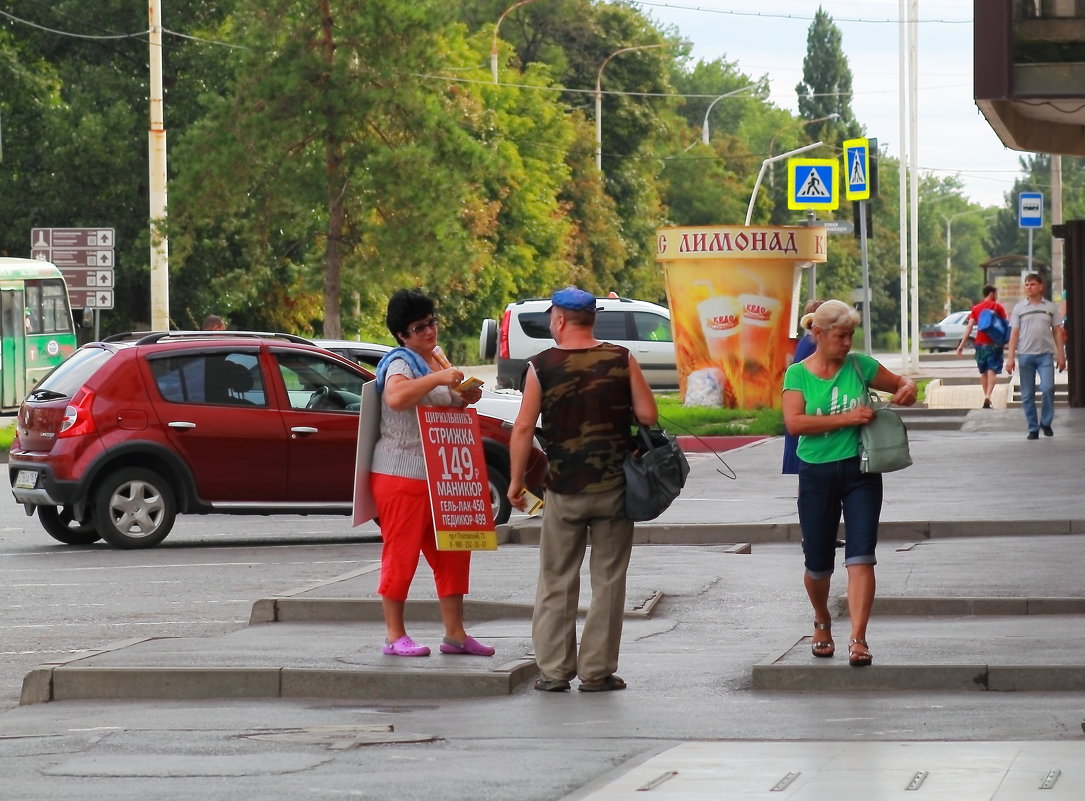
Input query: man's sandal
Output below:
<box><xmin>811</xmin><ymin>620</ymin><xmax>835</xmax><ymax>658</ymax></box>
<box><xmin>848</xmin><ymin>639</ymin><xmax>873</xmax><ymax>667</ymax></box>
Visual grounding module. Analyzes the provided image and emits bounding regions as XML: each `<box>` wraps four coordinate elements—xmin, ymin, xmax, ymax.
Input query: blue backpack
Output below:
<box><xmin>977</xmin><ymin>307</ymin><xmax>1010</xmax><ymax>347</ymax></box>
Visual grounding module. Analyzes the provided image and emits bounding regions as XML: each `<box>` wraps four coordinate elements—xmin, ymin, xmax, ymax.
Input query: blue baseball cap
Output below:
<box><xmin>548</xmin><ymin>286</ymin><xmax>599</xmax><ymax>312</ymax></box>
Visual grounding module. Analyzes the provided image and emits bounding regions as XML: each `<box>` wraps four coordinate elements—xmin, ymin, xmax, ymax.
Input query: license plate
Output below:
<box><xmin>15</xmin><ymin>470</ymin><xmax>38</xmax><ymax>490</ymax></box>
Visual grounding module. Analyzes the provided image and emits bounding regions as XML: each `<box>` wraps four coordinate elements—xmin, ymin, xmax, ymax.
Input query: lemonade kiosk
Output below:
<box><xmin>656</xmin><ymin>225</ymin><xmax>827</xmax><ymax>409</ymax></box>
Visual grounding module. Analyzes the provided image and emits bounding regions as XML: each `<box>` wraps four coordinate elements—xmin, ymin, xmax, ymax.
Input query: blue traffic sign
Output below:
<box><xmin>788</xmin><ymin>159</ymin><xmax>838</xmax><ymax>210</ymax></box>
<box><xmin>1018</xmin><ymin>192</ymin><xmax>1043</xmax><ymax>228</ymax></box>
<box><xmin>843</xmin><ymin>138</ymin><xmax>870</xmax><ymax>201</ymax></box>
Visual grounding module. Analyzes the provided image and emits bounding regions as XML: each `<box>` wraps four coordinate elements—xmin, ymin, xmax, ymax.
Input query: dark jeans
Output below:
<box><xmin>797</xmin><ymin>455</ymin><xmax>882</xmax><ymax>579</ymax></box>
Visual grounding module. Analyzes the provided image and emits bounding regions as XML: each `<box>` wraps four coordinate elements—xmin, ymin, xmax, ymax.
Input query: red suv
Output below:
<box><xmin>8</xmin><ymin>332</ymin><xmax>547</xmax><ymax>549</ymax></box>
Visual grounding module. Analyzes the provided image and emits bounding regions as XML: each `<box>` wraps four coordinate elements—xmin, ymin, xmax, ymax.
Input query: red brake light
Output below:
<box><xmin>59</xmin><ymin>387</ymin><xmax>97</xmax><ymax>438</ymax></box>
<box><xmin>499</xmin><ymin>310</ymin><xmax>511</xmax><ymax>360</ymax></box>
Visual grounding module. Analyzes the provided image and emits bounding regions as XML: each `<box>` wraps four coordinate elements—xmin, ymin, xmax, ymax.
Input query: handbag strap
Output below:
<box><xmin>848</xmin><ymin>354</ymin><xmax>886</xmax><ymax>409</ymax></box>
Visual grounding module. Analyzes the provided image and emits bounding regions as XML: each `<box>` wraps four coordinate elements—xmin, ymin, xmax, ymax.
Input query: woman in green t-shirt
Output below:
<box><xmin>781</xmin><ymin>300</ymin><xmax>917</xmax><ymax>667</ymax></box>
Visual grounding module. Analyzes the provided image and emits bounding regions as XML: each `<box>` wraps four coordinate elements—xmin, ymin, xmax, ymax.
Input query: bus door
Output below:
<box><xmin>1</xmin><ymin>288</ymin><xmax>28</xmax><ymax>408</ymax></box>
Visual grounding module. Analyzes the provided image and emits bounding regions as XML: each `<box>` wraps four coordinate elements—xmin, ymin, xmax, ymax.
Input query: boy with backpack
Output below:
<box><xmin>956</xmin><ymin>284</ymin><xmax>1009</xmax><ymax>409</ymax></box>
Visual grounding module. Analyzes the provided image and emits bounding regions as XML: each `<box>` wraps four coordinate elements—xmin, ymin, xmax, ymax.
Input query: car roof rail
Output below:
<box><xmin>101</xmin><ymin>330</ymin><xmax>315</xmax><ymax>346</ymax></box>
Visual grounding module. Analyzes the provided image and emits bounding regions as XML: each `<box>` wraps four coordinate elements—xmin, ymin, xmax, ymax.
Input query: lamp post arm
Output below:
<box><xmin>745</xmin><ymin>141</ymin><xmax>824</xmax><ymax>226</ymax></box>
<box><xmin>491</xmin><ymin>0</ymin><xmax>544</xmax><ymax>83</ymax></box>
<box><xmin>701</xmin><ymin>84</ymin><xmax>757</xmax><ymax>145</ymax></box>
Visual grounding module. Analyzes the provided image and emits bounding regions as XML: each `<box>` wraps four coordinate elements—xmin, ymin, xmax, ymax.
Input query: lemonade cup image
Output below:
<box><xmin>697</xmin><ymin>295</ymin><xmax>741</xmax><ymax>365</ymax></box>
<box><xmin>738</xmin><ymin>293</ymin><xmax>781</xmax><ymax>368</ymax></box>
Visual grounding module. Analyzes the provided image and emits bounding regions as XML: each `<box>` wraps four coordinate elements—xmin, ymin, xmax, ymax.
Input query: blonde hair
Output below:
<box><xmin>800</xmin><ymin>299</ymin><xmax>860</xmax><ymax>332</ymax></box>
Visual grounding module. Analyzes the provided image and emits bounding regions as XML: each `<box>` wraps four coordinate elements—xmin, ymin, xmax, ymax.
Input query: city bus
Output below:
<box><xmin>0</xmin><ymin>258</ymin><xmax>78</xmax><ymax>411</ymax></box>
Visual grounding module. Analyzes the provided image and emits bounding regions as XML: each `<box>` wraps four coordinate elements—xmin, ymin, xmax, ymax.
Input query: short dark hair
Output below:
<box><xmin>553</xmin><ymin>306</ymin><xmax>596</xmax><ymax>327</ymax></box>
<box><xmin>386</xmin><ymin>289</ymin><xmax>434</xmax><ymax>345</ymax></box>
<box><xmin>1026</xmin><ymin>272</ymin><xmax>1044</xmax><ymax>284</ymax></box>
<box><xmin>982</xmin><ymin>284</ymin><xmax>997</xmax><ymax>297</ymax></box>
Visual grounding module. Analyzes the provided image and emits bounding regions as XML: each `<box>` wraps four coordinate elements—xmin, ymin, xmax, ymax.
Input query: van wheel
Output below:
<box><xmin>94</xmin><ymin>467</ymin><xmax>176</xmax><ymax>549</ymax></box>
<box><xmin>38</xmin><ymin>506</ymin><xmax>102</xmax><ymax>545</ymax></box>
<box><xmin>479</xmin><ymin>318</ymin><xmax>498</xmax><ymax>362</ymax></box>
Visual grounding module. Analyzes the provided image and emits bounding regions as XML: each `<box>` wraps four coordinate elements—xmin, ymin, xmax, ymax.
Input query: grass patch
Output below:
<box><xmin>655</xmin><ymin>394</ymin><xmax>784</xmax><ymax>436</ymax></box>
<box><xmin>0</xmin><ymin>422</ymin><xmax>14</xmax><ymax>454</ymax></box>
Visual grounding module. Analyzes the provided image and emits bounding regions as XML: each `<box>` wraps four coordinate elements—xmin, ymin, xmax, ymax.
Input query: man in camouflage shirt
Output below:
<box><xmin>508</xmin><ymin>287</ymin><xmax>658</xmax><ymax>692</ymax></box>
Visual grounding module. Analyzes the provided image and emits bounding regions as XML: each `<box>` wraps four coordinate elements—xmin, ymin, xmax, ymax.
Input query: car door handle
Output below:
<box><xmin>290</xmin><ymin>426</ymin><xmax>318</xmax><ymax>436</ymax></box>
<box><xmin>167</xmin><ymin>421</ymin><xmax>197</xmax><ymax>429</ymax></box>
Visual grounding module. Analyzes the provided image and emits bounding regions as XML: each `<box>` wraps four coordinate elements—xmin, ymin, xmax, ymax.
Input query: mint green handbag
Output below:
<box><xmin>850</xmin><ymin>356</ymin><xmax>912</xmax><ymax>474</ymax></box>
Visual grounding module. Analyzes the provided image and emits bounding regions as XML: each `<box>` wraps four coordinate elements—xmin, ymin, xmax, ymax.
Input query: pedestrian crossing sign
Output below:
<box><xmin>843</xmin><ymin>138</ymin><xmax>870</xmax><ymax>201</ymax></box>
<box><xmin>788</xmin><ymin>158</ymin><xmax>838</xmax><ymax>210</ymax></box>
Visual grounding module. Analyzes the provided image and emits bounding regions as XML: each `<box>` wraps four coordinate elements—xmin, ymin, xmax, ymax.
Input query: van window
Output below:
<box><xmin>593</xmin><ymin>311</ymin><xmax>629</xmax><ymax>340</ymax></box>
<box><xmin>632</xmin><ymin>311</ymin><xmax>672</xmax><ymax>342</ymax></box>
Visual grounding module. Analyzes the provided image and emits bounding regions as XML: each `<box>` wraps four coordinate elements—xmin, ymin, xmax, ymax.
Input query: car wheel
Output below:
<box><xmin>479</xmin><ymin>318</ymin><xmax>498</xmax><ymax>362</ymax></box>
<box><xmin>38</xmin><ymin>506</ymin><xmax>102</xmax><ymax>545</ymax></box>
<box><xmin>94</xmin><ymin>467</ymin><xmax>177</xmax><ymax>549</ymax></box>
<box><xmin>486</xmin><ymin>463</ymin><xmax>512</xmax><ymax>525</ymax></box>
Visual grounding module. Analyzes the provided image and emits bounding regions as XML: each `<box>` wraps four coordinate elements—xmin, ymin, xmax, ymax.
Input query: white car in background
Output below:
<box><xmin>312</xmin><ymin>340</ymin><xmax>523</xmax><ymax>425</ymax></box>
<box><xmin>479</xmin><ymin>295</ymin><xmax>677</xmax><ymax>391</ymax></box>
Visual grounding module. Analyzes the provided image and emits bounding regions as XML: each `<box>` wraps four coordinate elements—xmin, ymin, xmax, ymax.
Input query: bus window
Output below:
<box><xmin>25</xmin><ymin>279</ymin><xmax>74</xmax><ymax>335</ymax></box>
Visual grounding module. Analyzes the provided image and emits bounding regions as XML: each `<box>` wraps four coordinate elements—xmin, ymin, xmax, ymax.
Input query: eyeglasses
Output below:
<box><xmin>405</xmin><ymin>317</ymin><xmax>439</xmax><ymax>336</ymax></box>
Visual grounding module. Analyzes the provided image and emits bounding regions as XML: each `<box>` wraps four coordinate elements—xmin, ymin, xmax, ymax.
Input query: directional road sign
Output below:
<box><xmin>843</xmin><ymin>138</ymin><xmax>870</xmax><ymax>201</ymax></box>
<box><xmin>788</xmin><ymin>159</ymin><xmax>838</xmax><ymax>211</ymax></box>
<box><xmin>30</xmin><ymin>227</ymin><xmax>115</xmax><ymax>310</ymax></box>
<box><xmin>1018</xmin><ymin>192</ymin><xmax>1043</xmax><ymax>229</ymax></box>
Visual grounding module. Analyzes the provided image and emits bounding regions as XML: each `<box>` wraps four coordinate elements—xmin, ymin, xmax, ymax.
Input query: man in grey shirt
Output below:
<box><xmin>1005</xmin><ymin>273</ymin><xmax>1066</xmax><ymax>439</ymax></box>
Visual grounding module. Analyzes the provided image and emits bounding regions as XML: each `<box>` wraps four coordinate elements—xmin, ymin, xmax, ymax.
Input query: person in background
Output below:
<box><xmin>371</xmin><ymin>289</ymin><xmax>492</xmax><ymax>658</ymax></box>
<box><xmin>782</xmin><ymin>300</ymin><xmax>917</xmax><ymax>668</ymax></box>
<box><xmin>1005</xmin><ymin>273</ymin><xmax>1066</xmax><ymax>439</ymax></box>
<box><xmin>955</xmin><ymin>285</ymin><xmax>1008</xmax><ymax>409</ymax></box>
<box><xmin>507</xmin><ymin>286</ymin><xmax>657</xmax><ymax>693</ymax></box>
<box><xmin>202</xmin><ymin>314</ymin><xmax>227</xmax><ymax>331</ymax></box>
<box><xmin>781</xmin><ymin>299</ymin><xmax>824</xmax><ymax>474</ymax></box>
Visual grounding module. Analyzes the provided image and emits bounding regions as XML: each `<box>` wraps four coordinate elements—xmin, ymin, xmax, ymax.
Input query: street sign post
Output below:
<box><xmin>843</xmin><ymin>138</ymin><xmax>875</xmax><ymax>354</ymax></box>
<box><xmin>1018</xmin><ymin>193</ymin><xmax>1043</xmax><ymax>271</ymax></box>
<box><xmin>30</xmin><ymin>227</ymin><xmax>115</xmax><ymax>310</ymax></box>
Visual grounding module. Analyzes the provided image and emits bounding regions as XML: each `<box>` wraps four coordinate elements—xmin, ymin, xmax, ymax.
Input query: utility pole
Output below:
<box><xmin>149</xmin><ymin>0</ymin><xmax>169</xmax><ymax>330</ymax></box>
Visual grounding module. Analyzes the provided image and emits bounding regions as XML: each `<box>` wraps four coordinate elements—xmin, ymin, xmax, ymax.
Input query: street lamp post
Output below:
<box><xmin>701</xmin><ymin>84</ymin><xmax>757</xmax><ymax>145</ymax></box>
<box><xmin>595</xmin><ymin>43</ymin><xmax>665</xmax><ymax>172</ymax></box>
<box><xmin>744</xmin><ymin>114</ymin><xmax>839</xmax><ymax>226</ymax></box>
<box><xmin>941</xmin><ymin>210</ymin><xmax>994</xmax><ymax>316</ymax></box>
<box><xmin>491</xmin><ymin>0</ymin><xmax>545</xmax><ymax>84</ymax></box>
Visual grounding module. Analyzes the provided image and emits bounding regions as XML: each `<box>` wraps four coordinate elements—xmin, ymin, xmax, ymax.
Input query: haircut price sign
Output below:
<box><xmin>417</xmin><ymin>406</ymin><xmax>497</xmax><ymax>550</ymax></box>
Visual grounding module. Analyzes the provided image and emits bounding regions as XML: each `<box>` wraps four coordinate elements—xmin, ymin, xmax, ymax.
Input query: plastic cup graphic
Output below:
<box><xmin>697</xmin><ymin>296</ymin><xmax>741</xmax><ymax>364</ymax></box>
<box><xmin>738</xmin><ymin>293</ymin><xmax>782</xmax><ymax>407</ymax></box>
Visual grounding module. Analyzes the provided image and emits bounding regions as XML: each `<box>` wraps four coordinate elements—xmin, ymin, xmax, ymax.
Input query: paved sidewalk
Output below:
<box><xmin>3</xmin><ymin>401</ymin><xmax>1084</xmax><ymax>801</ymax></box>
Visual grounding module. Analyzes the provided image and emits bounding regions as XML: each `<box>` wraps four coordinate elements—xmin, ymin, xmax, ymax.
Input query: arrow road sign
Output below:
<box><xmin>30</xmin><ymin>227</ymin><xmax>115</xmax><ymax>310</ymax></box>
<box><xmin>788</xmin><ymin>158</ymin><xmax>839</xmax><ymax>210</ymax></box>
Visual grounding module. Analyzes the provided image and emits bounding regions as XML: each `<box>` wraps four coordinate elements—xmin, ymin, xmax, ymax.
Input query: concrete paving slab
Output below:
<box><xmin>752</xmin><ymin>616</ymin><xmax>1085</xmax><ymax>692</ymax></box>
<box><xmin>576</xmin><ymin>741</ymin><xmax>1085</xmax><ymax>801</ymax></box>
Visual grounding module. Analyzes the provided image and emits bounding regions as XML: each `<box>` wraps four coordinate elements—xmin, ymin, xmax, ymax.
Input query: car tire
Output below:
<box><xmin>486</xmin><ymin>462</ymin><xmax>512</xmax><ymax>525</ymax></box>
<box><xmin>94</xmin><ymin>467</ymin><xmax>177</xmax><ymax>549</ymax></box>
<box><xmin>479</xmin><ymin>318</ymin><xmax>498</xmax><ymax>362</ymax></box>
<box><xmin>38</xmin><ymin>505</ymin><xmax>102</xmax><ymax>545</ymax></box>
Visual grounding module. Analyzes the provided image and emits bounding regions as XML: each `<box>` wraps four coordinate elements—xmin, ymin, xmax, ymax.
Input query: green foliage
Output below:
<box><xmin>655</xmin><ymin>394</ymin><xmax>784</xmax><ymax>436</ymax></box>
<box><xmin>0</xmin><ymin>0</ymin><xmax>1012</xmax><ymax>347</ymax></box>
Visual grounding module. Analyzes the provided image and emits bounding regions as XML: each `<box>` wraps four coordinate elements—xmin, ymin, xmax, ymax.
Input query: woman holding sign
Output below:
<box><xmin>371</xmin><ymin>289</ymin><xmax>493</xmax><ymax>657</ymax></box>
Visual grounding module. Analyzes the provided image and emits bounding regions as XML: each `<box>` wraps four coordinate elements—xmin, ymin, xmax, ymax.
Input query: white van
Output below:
<box><xmin>479</xmin><ymin>296</ymin><xmax>677</xmax><ymax>391</ymax></box>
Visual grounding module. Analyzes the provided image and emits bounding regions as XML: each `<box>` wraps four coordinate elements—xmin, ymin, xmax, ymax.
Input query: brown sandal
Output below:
<box><xmin>848</xmin><ymin>639</ymin><xmax>873</xmax><ymax>667</ymax></box>
<box><xmin>811</xmin><ymin>620</ymin><xmax>835</xmax><ymax>658</ymax></box>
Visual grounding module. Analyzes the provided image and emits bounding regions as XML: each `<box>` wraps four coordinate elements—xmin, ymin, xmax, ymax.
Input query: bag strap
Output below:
<box><xmin>848</xmin><ymin>354</ymin><xmax>886</xmax><ymax>409</ymax></box>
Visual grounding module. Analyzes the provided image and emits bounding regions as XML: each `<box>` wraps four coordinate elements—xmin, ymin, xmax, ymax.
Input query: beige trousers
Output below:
<box><xmin>531</xmin><ymin>485</ymin><xmax>634</xmax><ymax>682</ymax></box>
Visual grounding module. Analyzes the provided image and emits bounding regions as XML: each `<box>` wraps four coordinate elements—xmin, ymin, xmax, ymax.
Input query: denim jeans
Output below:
<box><xmin>797</xmin><ymin>455</ymin><xmax>883</xmax><ymax>579</ymax></box>
<box><xmin>1018</xmin><ymin>352</ymin><xmax>1055</xmax><ymax>432</ymax></box>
